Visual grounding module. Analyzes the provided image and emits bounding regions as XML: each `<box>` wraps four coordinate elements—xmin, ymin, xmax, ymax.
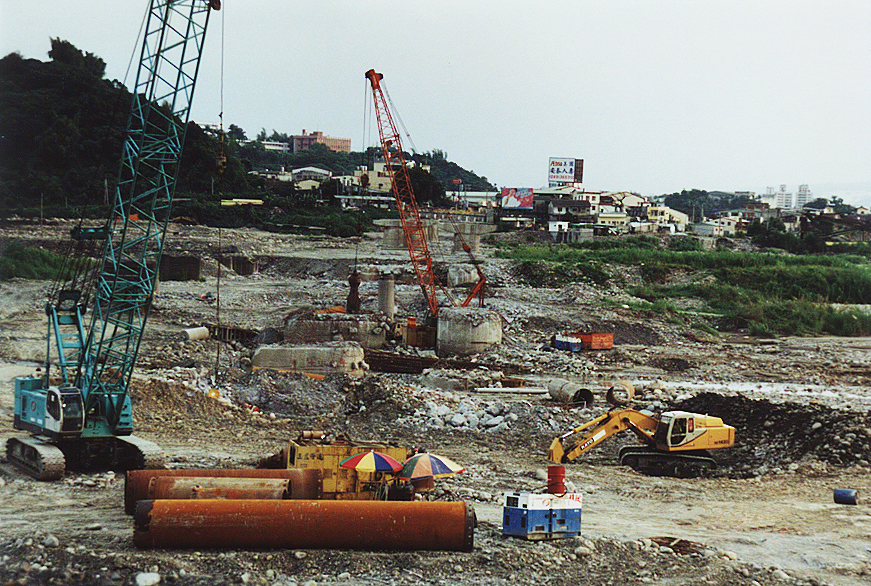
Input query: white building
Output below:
<box><xmin>796</xmin><ymin>184</ymin><xmax>812</xmax><ymax>209</ymax></box>
<box><xmin>770</xmin><ymin>185</ymin><xmax>793</xmax><ymax>210</ymax></box>
<box><xmin>647</xmin><ymin>206</ymin><xmax>689</xmax><ymax>230</ymax></box>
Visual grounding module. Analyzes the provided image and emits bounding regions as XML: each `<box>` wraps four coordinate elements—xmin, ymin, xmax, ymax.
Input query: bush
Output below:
<box><xmin>691</xmin><ymin>322</ymin><xmax>720</xmax><ymax>337</ymax></box>
<box><xmin>824</xmin><ymin>307</ymin><xmax>871</xmax><ymax>337</ymax></box>
<box><xmin>748</xmin><ymin>322</ymin><xmax>776</xmax><ymax>338</ymax></box>
<box><xmin>0</xmin><ymin>242</ymin><xmax>67</xmax><ymax>280</ymax></box>
<box><xmin>668</xmin><ymin>237</ymin><xmax>704</xmax><ymax>252</ymax></box>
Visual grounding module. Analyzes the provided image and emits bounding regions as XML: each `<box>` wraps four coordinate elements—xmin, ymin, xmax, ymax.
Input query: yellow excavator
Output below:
<box><xmin>549</xmin><ymin>407</ymin><xmax>735</xmax><ymax>478</ymax></box>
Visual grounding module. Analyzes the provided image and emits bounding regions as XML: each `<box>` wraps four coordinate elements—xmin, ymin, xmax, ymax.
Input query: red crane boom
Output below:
<box><xmin>365</xmin><ymin>69</ymin><xmax>446</xmax><ymax>317</ymax></box>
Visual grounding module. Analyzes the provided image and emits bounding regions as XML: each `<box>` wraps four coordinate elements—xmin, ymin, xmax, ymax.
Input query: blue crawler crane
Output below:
<box><xmin>8</xmin><ymin>0</ymin><xmax>221</xmax><ymax>479</ymax></box>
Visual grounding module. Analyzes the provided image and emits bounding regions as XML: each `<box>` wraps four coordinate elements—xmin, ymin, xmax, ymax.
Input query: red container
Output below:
<box><xmin>579</xmin><ymin>332</ymin><xmax>613</xmax><ymax>350</ymax></box>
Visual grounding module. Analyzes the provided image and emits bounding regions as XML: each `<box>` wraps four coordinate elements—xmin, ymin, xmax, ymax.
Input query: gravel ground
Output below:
<box><xmin>1</xmin><ymin>223</ymin><xmax>870</xmax><ymax>586</ymax></box>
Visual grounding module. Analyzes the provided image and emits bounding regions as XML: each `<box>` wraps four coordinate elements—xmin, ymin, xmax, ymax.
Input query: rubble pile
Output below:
<box><xmin>678</xmin><ymin>392</ymin><xmax>871</xmax><ymax>476</ymax></box>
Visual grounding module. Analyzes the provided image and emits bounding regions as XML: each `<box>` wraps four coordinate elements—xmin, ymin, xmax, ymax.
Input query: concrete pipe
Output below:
<box><xmin>547</xmin><ymin>379</ymin><xmax>594</xmax><ymax>406</ymax></box>
<box><xmin>606</xmin><ymin>380</ymin><xmax>635</xmax><ymax>406</ymax></box>
<box><xmin>125</xmin><ymin>468</ymin><xmax>321</xmax><ymax>515</ymax></box>
<box><xmin>147</xmin><ymin>477</ymin><xmax>291</xmax><ymax>501</ymax></box>
<box><xmin>134</xmin><ymin>499</ymin><xmax>475</xmax><ymax>552</ymax></box>
<box><xmin>184</xmin><ymin>326</ymin><xmax>210</xmax><ymax>341</ymax></box>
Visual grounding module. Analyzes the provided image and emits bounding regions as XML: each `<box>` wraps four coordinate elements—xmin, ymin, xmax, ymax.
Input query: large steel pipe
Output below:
<box><xmin>148</xmin><ymin>477</ymin><xmax>291</xmax><ymax>501</ymax></box>
<box><xmin>125</xmin><ymin>469</ymin><xmax>321</xmax><ymax>515</ymax></box>
<box><xmin>134</xmin><ymin>499</ymin><xmax>475</xmax><ymax>552</ymax></box>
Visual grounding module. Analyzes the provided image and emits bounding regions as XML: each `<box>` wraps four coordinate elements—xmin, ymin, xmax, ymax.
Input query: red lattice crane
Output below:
<box><xmin>365</xmin><ymin>69</ymin><xmax>486</xmax><ymax>318</ymax></box>
<box><xmin>365</xmin><ymin>69</ymin><xmax>444</xmax><ymax>317</ymax></box>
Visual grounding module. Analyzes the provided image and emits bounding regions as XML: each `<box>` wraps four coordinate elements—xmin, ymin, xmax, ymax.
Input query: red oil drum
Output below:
<box><xmin>547</xmin><ymin>465</ymin><xmax>566</xmax><ymax>494</ymax></box>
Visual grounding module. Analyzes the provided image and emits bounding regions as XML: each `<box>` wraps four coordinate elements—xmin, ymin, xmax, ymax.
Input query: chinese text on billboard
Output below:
<box><xmin>548</xmin><ymin>158</ymin><xmax>575</xmax><ymax>184</ymax></box>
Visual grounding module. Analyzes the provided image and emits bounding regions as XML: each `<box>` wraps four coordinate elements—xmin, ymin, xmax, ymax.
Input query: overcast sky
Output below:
<box><xmin>2</xmin><ymin>1</ymin><xmax>870</xmax><ymax>207</ymax></box>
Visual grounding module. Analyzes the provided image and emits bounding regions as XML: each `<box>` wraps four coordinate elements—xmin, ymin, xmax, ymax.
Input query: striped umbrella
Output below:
<box><xmin>399</xmin><ymin>453</ymin><xmax>465</xmax><ymax>481</ymax></box>
<box><xmin>339</xmin><ymin>450</ymin><xmax>403</xmax><ymax>473</ymax></box>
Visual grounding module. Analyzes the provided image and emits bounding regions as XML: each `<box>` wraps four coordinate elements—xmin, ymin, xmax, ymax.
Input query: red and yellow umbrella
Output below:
<box><xmin>339</xmin><ymin>450</ymin><xmax>403</xmax><ymax>473</ymax></box>
<box><xmin>399</xmin><ymin>453</ymin><xmax>465</xmax><ymax>481</ymax></box>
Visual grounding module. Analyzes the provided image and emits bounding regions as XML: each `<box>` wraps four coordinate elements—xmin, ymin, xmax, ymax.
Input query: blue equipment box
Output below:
<box><xmin>502</xmin><ymin>506</ymin><xmax>582</xmax><ymax>540</ymax></box>
<box><xmin>501</xmin><ymin>491</ymin><xmax>582</xmax><ymax>540</ymax></box>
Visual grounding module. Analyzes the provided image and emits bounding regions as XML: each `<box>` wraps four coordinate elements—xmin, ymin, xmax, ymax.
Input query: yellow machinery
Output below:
<box><xmin>262</xmin><ymin>432</ymin><xmax>408</xmax><ymax>499</ymax></box>
<box><xmin>549</xmin><ymin>408</ymin><xmax>735</xmax><ymax>477</ymax></box>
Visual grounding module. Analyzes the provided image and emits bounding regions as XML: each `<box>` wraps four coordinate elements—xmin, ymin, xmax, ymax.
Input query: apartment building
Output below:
<box><xmin>292</xmin><ymin>129</ymin><xmax>351</xmax><ymax>153</ymax></box>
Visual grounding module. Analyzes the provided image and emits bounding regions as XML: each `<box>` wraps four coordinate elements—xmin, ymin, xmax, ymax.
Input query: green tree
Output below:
<box><xmin>805</xmin><ymin>198</ymin><xmax>829</xmax><ymax>210</ymax></box>
<box><xmin>48</xmin><ymin>38</ymin><xmax>105</xmax><ymax>78</ymax></box>
<box><xmin>227</xmin><ymin>124</ymin><xmax>247</xmax><ymax>142</ymax></box>
<box><xmin>407</xmin><ymin>165</ymin><xmax>449</xmax><ymax>207</ymax></box>
<box><xmin>830</xmin><ymin>196</ymin><xmax>856</xmax><ymax>215</ymax></box>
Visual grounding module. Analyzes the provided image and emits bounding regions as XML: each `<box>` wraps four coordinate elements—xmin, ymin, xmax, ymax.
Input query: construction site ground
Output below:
<box><xmin>1</xmin><ymin>222</ymin><xmax>870</xmax><ymax>586</ymax></box>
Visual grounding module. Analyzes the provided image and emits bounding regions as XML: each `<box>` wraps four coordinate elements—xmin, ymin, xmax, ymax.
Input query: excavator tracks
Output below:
<box><xmin>618</xmin><ymin>446</ymin><xmax>716</xmax><ymax>478</ymax></box>
<box><xmin>6</xmin><ymin>436</ymin><xmax>66</xmax><ymax>481</ymax></box>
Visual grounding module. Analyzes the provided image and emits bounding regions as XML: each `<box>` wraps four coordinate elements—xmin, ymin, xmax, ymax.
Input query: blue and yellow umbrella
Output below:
<box><xmin>399</xmin><ymin>453</ymin><xmax>465</xmax><ymax>481</ymax></box>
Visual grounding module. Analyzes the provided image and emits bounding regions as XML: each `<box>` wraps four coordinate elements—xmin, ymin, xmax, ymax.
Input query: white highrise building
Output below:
<box><xmin>773</xmin><ymin>185</ymin><xmax>792</xmax><ymax>209</ymax></box>
<box><xmin>796</xmin><ymin>184</ymin><xmax>812</xmax><ymax>209</ymax></box>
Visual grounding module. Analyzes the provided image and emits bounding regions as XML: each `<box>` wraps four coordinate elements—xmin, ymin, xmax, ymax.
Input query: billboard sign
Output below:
<box><xmin>501</xmin><ymin>187</ymin><xmax>534</xmax><ymax>209</ymax></box>
<box><xmin>549</xmin><ymin>158</ymin><xmax>584</xmax><ymax>185</ymax></box>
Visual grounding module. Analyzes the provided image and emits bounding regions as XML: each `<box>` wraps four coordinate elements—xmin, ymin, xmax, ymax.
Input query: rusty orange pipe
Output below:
<box><xmin>147</xmin><ymin>477</ymin><xmax>291</xmax><ymax>501</ymax></box>
<box><xmin>134</xmin><ymin>499</ymin><xmax>475</xmax><ymax>552</ymax></box>
<box><xmin>125</xmin><ymin>469</ymin><xmax>321</xmax><ymax>515</ymax></box>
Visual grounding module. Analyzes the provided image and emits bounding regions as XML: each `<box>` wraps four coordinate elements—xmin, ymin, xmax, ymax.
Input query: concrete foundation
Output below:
<box><xmin>437</xmin><ymin>307</ymin><xmax>502</xmax><ymax>357</ymax></box>
<box><xmin>284</xmin><ymin>314</ymin><xmax>389</xmax><ymax>349</ymax></box>
<box><xmin>448</xmin><ymin>223</ymin><xmax>497</xmax><ymax>254</ymax></box>
<box><xmin>446</xmin><ymin>265</ymin><xmax>481</xmax><ymax>287</ymax></box>
<box><xmin>221</xmin><ymin>255</ymin><xmax>259</xmax><ymax>276</ymax></box>
<box><xmin>252</xmin><ymin>341</ymin><xmax>367</xmax><ymax>376</ymax></box>
<box><xmin>374</xmin><ymin>219</ymin><xmax>439</xmax><ymax>249</ymax></box>
<box><xmin>378</xmin><ymin>276</ymin><xmax>396</xmax><ymax>319</ymax></box>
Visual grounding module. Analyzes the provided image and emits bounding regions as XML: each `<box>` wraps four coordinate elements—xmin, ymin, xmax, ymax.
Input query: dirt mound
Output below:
<box><xmin>677</xmin><ymin>392</ymin><xmax>871</xmax><ymax>476</ymax></box>
<box><xmin>130</xmin><ymin>378</ymin><xmax>232</xmax><ymax>423</ymax></box>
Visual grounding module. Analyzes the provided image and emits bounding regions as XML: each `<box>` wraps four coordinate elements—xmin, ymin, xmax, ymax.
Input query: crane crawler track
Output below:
<box><xmin>117</xmin><ymin>435</ymin><xmax>166</xmax><ymax>470</ymax></box>
<box><xmin>6</xmin><ymin>436</ymin><xmax>66</xmax><ymax>481</ymax></box>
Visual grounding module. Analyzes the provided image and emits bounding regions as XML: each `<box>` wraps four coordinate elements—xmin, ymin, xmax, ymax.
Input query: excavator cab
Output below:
<box><xmin>654</xmin><ymin>412</ymin><xmax>694</xmax><ymax>448</ymax></box>
<box><xmin>654</xmin><ymin>410</ymin><xmax>734</xmax><ymax>451</ymax></box>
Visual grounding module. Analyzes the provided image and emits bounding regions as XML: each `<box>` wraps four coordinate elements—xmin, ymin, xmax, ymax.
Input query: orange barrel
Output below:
<box><xmin>547</xmin><ymin>465</ymin><xmax>566</xmax><ymax>494</ymax></box>
<box><xmin>134</xmin><ymin>499</ymin><xmax>475</xmax><ymax>552</ymax></box>
<box><xmin>147</xmin><ymin>477</ymin><xmax>291</xmax><ymax>501</ymax></box>
<box><xmin>125</xmin><ymin>469</ymin><xmax>321</xmax><ymax>515</ymax></box>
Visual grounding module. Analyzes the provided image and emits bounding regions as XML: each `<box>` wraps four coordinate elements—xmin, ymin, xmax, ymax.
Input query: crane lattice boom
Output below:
<box><xmin>365</xmin><ymin>69</ymin><xmax>446</xmax><ymax>317</ymax></box>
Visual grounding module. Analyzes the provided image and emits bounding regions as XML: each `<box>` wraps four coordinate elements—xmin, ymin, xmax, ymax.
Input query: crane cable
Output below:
<box><xmin>214</xmin><ymin>3</ymin><xmax>226</xmax><ymax>385</ymax></box>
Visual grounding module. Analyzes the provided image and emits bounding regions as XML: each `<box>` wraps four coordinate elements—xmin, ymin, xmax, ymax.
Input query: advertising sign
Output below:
<box><xmin>548</xmin><ymin>158</ymin><xmax>574</xmax><ymax>184</ymax></box>
<box><xmin>501</xmin><ymin>188</ymin><xmax>534</xmax><ymax>209</ymax></box>
<box><xmin>549</xmin><ymin>158</ymin><xmax>584</xmax><ymax>185</ymax></box>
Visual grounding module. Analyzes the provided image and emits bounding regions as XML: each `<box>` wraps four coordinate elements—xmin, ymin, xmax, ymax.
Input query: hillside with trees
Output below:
<box><xmin>0</xmin><ymin>41</ymin><xmax>493</xmax><ymax>221</ymax></box>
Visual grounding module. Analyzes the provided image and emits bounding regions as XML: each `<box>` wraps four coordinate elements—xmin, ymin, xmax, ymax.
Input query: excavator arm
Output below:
<box><xmin>549</xmin><ymin>408</ymin><xmax>660</xmax><ymax>463</ymax></box>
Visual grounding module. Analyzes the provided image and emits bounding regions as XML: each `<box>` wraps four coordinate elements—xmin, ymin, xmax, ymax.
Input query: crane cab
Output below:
<box><xmin>13</xmin><ymin>377</ymin><xmax>84</xmax><ymax>439</ymax></box>
<box><xmin>654</xmin><ymin>410</ymin><xmax>735</xmax><ymax>451</ymax></box>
